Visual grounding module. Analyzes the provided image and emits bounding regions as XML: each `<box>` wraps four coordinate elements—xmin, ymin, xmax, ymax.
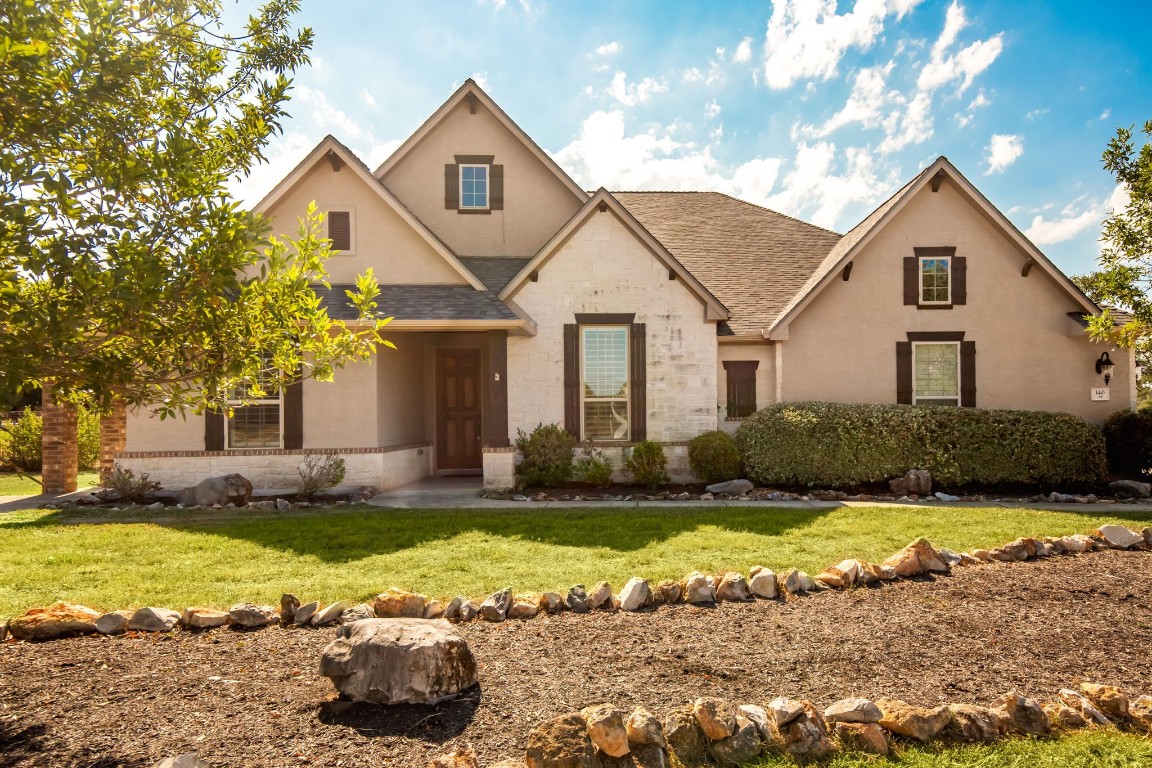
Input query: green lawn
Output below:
<box><xmin>755</xmin><ymin>731</ymin><xmax>1152</xmax><ymax>767</ymax></box>
<box><xmin>0</xmin><ymin>471</ymin><xmax>100</xmax><ymax>496</ymax></box>
<box><xmin>0</xmin><ymin>502</ymin><xmax>1149</xmax><ymax>616</ymax></box>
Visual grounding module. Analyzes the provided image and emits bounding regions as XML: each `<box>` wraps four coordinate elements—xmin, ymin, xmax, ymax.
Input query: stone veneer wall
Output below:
<box><xmin>41</xmin><ymin>387</ymin><xmax>78</xmax><ymax>495</ymax></box>
<box><xmin>116</xmin><ymin>444</ymin><xmax>433</xmax><ymax>491</ymax></box>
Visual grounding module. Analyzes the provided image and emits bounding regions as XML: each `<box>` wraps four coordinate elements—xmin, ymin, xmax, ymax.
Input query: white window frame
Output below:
<box><xmin>326</xmin><ymin>208</ymin><xmax>356</xmax><ymax>255</ymax></box>
<box><xmin>580</xmin><ymin>325</ymin><xmax>630</xmax><ymax>441</ymax></box>
<box><xmin>918</xmin><ymin>256</ymin><xmax>951</xmax><ymax>305</ymax></box>
<box><xmin>225</xmin><ymin>376</ymin><xmax>285</xmax><ymax>450</ymax></box>
<box><xmin>459</xmin><ymin>164</ymin><xmax>490</xmax><ymax>210</ymax></box>
<box><xmin>912</xmin><ymin>341</ymin><xmax>960</xmax><ymax>406</ymax></box>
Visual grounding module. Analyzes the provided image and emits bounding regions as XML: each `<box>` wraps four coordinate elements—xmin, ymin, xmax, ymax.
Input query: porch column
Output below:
<box><xmin>484</xmin><ymin>330</ymin><xmax>510</xmax><ymax>447</ymax></box>
<box><xmin>41</xmin><ymin>384</ymin><xmax>79</xmax><ymax>495</ymax></box>
<box><xmin>99</xmin><ymin>401</ymin><xmax>127</xmax><ymax>479</ymax></box>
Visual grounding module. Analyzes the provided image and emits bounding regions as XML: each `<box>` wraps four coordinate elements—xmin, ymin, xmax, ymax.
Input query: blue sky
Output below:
<box><xmin>228</xmin><ymin>0</ymin><xmax>1152</xmax><ymax>277</ymax></box>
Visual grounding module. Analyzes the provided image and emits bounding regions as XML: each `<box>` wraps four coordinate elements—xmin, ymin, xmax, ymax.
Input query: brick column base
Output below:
<box><xmin>99</xmin><ymin>402</ymin><xmax>127</xmax><ymax>481</ymax></box>
<box><xmin>42</xmin><ymin>387</ymin><xmax>79</xmax><ymax>495</ymax></box>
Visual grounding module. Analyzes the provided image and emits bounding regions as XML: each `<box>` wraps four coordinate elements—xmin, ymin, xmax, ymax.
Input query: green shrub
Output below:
<box><xmin>574</xmin><ymin>442</ymin><xmax>614</xmax><ymax>487</ymax></box>
<box><xmin>515</xmin><ymin>423</ymin><xmax>576</xmax><ymax>487</ymax></box>
<box><xmin>296</xmin><ymin>452</ymin><xmax>347</xmax><ymax>499</ymax></box>
<box><xmin>77</xmin><ymin>406</ymin><xmax>101</xmax><ymax>471</ymax></box>
<box><xmin>1102</xmin><ymin>408</ymin><xmax>1152</xmax><ymax>477</ymax></box>
<box><xmin>687</xmin><ymin>430</ymin><xmax>743</xmax><ymax>483</ymax></box>
<box><xmin>735</xmin><ymin>401</ymin><xmax>1106</xmax><ymax>489</ymax></box>
<box><xmin>627</xmin><ymin>440</ymin><xmax>670</xmax><ymax>490</ymax></box>
<box><xmin>104</xmin><ymin>464</ymin><xmax>161</xmax><ymax>503</ymax></box>
<box><xmin>0</xmin><ymin>405</ymin><xmax>103</xmax><ymax>472</ymax></box>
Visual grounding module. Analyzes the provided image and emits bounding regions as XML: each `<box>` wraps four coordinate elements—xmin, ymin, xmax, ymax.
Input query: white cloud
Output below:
<box><xmin>705</xmin><ymin>99</ymin><xmax>721</xmax><ymax>118</ymax></box>
<box><xmin>984</xmin><ymin>133</ymin><xmax>1023</xmax><ymax>174</ymax></box>
<box><xmin>733</xmin><ymin>37</ymin><xmax>753</xmax><ymax>63</ymax></box>
<box><xmin>1099</xmin><ymin>108</ymin><xmax>1112</xmax><ymax>121</ymax></box>
<box><xmin>597</xmin><ymin>41</ymin><xmax>620</xmax><ymax>56</ymax></box>
<box><xmin>681</xmin><ymin>59</ymin><xmax>726</xmax><ymax>87</ymax></box>
<box><xmin>229</xmin><ymin>131</ymin><xmax>316</xmax><ymax>207</ymax></box>
<box><xmin>608</xmin><ymin>71</ymin><xmax>668</xmax><ymax>106</ymax></box>
<box><xmin>471</xmin><ymin>71</ymin><xmax>492</xmax><ymax>92</ymax></box>
<box><xmin>877</xmin><ymin>90</ymin><xmax>932</xmax><ymax>153</ymax></box>
<box><xmin>1025</xmin><ymin>185</ymin><xmax>1129</xmax><ymax>246</ymax></box>
<box><xmin>915</xmin><ymin>1</ymin><xmax>1002</xmax><ymax>95</ymax></box>
<box><xmin>295</xmin><ymin>85</ymin><xmax>366</xmax><ymax>140</ymax></box>
<box><xmin>360</xmin><ymin>89</ymin><xmax>377</xmax><ymax>109</ymax></box>
<box><xmin>800</xmin><ymin>62</ymin><xmax>894</xmax><ymax>138</ymax></box>
<box><xmin>967</xmin><ymin>89</ymin><xmax>989</xmax><ymax>110</ymax></box>
<box><xmin>1026</xmin><ymin>107</ymin><xmax>1049</xmax><ymax>120</ymax></box>
<box><xmin>764</xmin><ymin>142</ymin><xmax>892</xmax><ymax>228</ymax></box>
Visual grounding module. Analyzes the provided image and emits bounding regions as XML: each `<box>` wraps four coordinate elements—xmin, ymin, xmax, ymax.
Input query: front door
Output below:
<box><xmin>436</xmin><ymin>348</ymin><xmax>483</xmax><ymax>471</ymax></box>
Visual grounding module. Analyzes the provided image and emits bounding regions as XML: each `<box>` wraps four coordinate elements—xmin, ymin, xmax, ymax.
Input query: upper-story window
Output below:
<box><xmin>445</xmin><ymin>155</ymin><xmax>504</xmax><ymax>213</ymax></box>
<box><xmin>904</xmin><ymin>247</ymin><xmax>966</xmax><ymax>308</ymax></box>
<box><xmin>460</xmin><ymin>165</ymin><xmax>488</xmax><ymax>209</ymax></box>
<box><xmin>327</xmin><ymin>210</ymin><xmax>352</xmax><ymax>252</ymax></box>
<box><xmin>920</xmin><ymin>256</ymin><xmax>950</xmax><ymax>303</ymax></box>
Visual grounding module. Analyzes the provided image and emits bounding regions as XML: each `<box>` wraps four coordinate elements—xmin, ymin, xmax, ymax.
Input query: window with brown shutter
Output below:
<box><xmin>723</xmin><ymin>361</ymin><xmax>758</xmax><ymax>419</ymax></box>
<box><xmin>445</xmin><ymin>155</ymin><xmax>501</xmax><ymax>213</ymax></box>
<box><xmin>897</xmin><ymin>332</ymin><xmax>975</xmax><ymax>407</ymax></box>
<box><xmin>328</xmin><ymin>211</ymin><xmax>351</xmax><ymax>251</ymax></box>
<box><xmin>563</xmin><ymin>314</ymin><xmax>645</xmax><ymax>441</ymax></box>
<box><xmin>904</xmin><ymin>247</ymin><xmax>964</xmax><ymax>308</ymax></box>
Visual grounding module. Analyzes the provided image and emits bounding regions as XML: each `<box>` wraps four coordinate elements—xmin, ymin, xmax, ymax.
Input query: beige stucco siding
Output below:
<box><xmin>377</xmin><ymin>333</ymin><xmax>428</xmax><ymax>445</ymax></box>
<box><xmin>379</xmin><ymin>99</ymin><xmax>584</xmax><ymax>257</ymax></box>
<box><xmin>302</xmin><ymin>356</ymin><xmax>378</xmax><ymax>449</ymax></box>
<box><xmin>507</xmin><ymin>210</ymin><xmax>718</xmax><ymax>442</ymax></box>
<box><xmin>717</xmin><ymin>342</ymin><xmax>776</xmax><ymax>433</ymax></box>
<box><xmin>125</xmin><ymin>407</ymin><xmax>206</xmax><ymax>452</ymax></box>
<box><xmin>780</xmin><ymin>181</ymin><xmax>1132</xmax><ymax>423</ymax></box>
<box><xmin>263</xmin><ymin>160</ymin><xmax>466</xmax><ymax>285</ymax></box>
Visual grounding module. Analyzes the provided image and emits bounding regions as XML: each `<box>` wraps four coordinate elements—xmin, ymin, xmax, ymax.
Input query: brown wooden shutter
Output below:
<box><xmin>490</xmin><ymin>164</ymin><xmax>504</xmax><ymax>210</ymax></box>
<box><xmin>205</xmin><ymin>410</ymin><xmax>225</xmax><ymax>450</ymax></box>
<box><xmin>723</xmin><ymin>361</ymin><xmax>758</xmax><ymax>418</ymax></box>
<box><xmin>328</xmin><ymin>211</ymin><xmax>351</xmax><ymax>251</ymax></box>
<box><xmin>960</xmin><ymin>340</ymin><xmax>976</xmax><ymax>407</ymax></box>
<box><xmin>630</xmin><ymin>323</ymin><xmax>647</xmax><ymax>441</ymax></box>
<box><xmin>283</xmin><ymin>379</ymin><xmax>303</xmax><ymax>449</ymax></box>
<box><xmin>444</xmin><ymin>164</ymin><xmax>459</xmax><ymax>209</ymax></box>
<box><xmin>563</xmin><ymin>324</ymin><xmax>580</xmax><ymax>437</ymax></box>
<box><xmin>903</xmin><ymin>257</ymin><xmax>919</xmax><ymax>305</ymax></box>
<box><xmin>896</xmin><ymin>341</ymin><xmax>913</xmax><ymax>404</ymax></box>
<box><xmin>952</xmin><ymin>256</ymin><xmax>967</xmax><ymax>305</ymax></box>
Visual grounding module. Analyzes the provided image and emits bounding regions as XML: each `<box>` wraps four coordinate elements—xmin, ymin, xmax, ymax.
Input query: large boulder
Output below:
<box><xmin>566</xmin><ymin>585</ymin><xmax>590</xmax><ymax>614</ymax></box>
<box><xmin>95</xmin><ymin>610</ymin><xmax>133</xmax><ymax>635</ymax></box>
<box><xmin>835</xmin><ymin>722</ymin><xmax>888</xmax><ymax>754</ymax></box>
<box><xmin>1079</xmin><ymin>682</ymin><xmax>1129</xmax><ymax>720</ymax></box>
<box><xmin>1057</xmin><ymin>689</ymin><xmax>1112</xmax><ymax>726</ymax></box>
<box><xmin>319</xmin><ymin>618</ymin><xmax>477</xmax><ymax>705</ymax></box>
<box><xmin>626</xmin><ymin>708</ymin><xmax>667</xmax><ymax>748</ymax></box>
<box><xmin>181</xmin><ymin>607</ymin><xmax>230</xmax><ymax>629</ymax></box>
<box><xmin>772</xmin><ymin>703</ymin><xmax>833</xmax><ymax>759</ymax></box>
<box><xmin>1109</xmin><ymin>479</ymin><xmax>1151</xmax><ymax>498</ymax></box>
<box><xmin>9</xmin><ymin>602</ymin><xmax>99</xmax><ymax>641</ymax></box>
<box><xmin>824</xmin><ymin>698</ymin><xmax>882</xmax><ymax>724</ymax></box>
<box><xmin>715</xmin><ymin>573</ymin><xmax>752</xmax><ymax>602</ymax></box>
<box><xmin>889</xmin><ymin>469</ymin><xmax>931</xmax><ymax>495</ymax></box>
<box><xmin>526</xmin><ymin>712</ymin><xmax>601</xmax><ymax>768</ymax></box>
<box><xmin>682</xmin><ymin>572</ymin><xmax>716</xmax><ymax>604</ymax></box>
<box><xmin>177</xmin><ymin>474</ymin><xmax>253</xmax><ymax>507</ymax></box>
<box><xmin>748</xmin><ymin>566</ymin><xmax>778</xmax><ymax>599</ymax></box>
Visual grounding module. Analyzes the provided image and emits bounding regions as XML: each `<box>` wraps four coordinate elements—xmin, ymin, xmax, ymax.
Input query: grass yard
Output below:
<box><xmin>0</xmin><ymin>470</ymin><xmax>100</xmax><ymax>496</ymax></box>
<box><xmin>1</xmin><ymin>502</ymin><xmax>1150</xmax><ymax>616</ymax></box>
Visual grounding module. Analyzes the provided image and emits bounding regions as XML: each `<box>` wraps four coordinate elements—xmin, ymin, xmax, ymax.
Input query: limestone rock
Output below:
<box><xmin>693</xmin><ymin>696</ymin><xmax>737</xmax><ymax>740</ymax></box>
<box><xmin>9</xmin><ymin>602</ymin><xmax>99</xmax><ymax>641</ymax></box>
<box><xmin>313</xmin><ymin>600</ymin><xmax>355</xmax><ymax>626</ymax></box>
<box><xmin>815</xmin><ymin>560</ymin><xmax>863</xmax><ymax>589</ymax></box>
<box><xmin>619</xmin><ymin>577</ymin><xmax>651</xmax><ymax>611</ymax></box>
<box><xmin>181</xmin><ymin>607</ymin><xmax>230</xmax><ymax>629</ymax></box>
<box><xmin>705</xmin><ymin>479</ymin><xmax>753</xmax><ymax>495</ymax></box>
<box><xmin>588</xmin><ymin>581</ymin><xmax>614</xmax><ymax>610</ymax></box>
<box><xmin>824</xmin><ymin>698</ymin><xmax>882</xmax><ymax>724</ymax></box>
<box><xmin>738</xmin><ymin>705</ymin><xmax>771</xmax><ymax>741</ymax></box>
<box><xmin>152</xmin><ymin>755</ymin><xmax>211</xmax><ymax>768</ymax></box>
<box><xmin>1056</xmin><ymin>535</ymin><xmax>1091</xmax><ymax>553</ymax></box>
<box><xmin>715</xmin><ymin>572</ymin><xmax>752</xmax><ymax>602</ymax></box>
<box><xmin>177</xmin><ymin>473</ymin><xmax>253</xmax><ymax>507</ymax></box>
<box><xmin>294</xmin><ymin>601</ymin><xmax>320</xmax><ymax>625</ymax></box>
<box><xmin>228</xmin><ymin>603</ymin><xmax>278</xmax><ymax>628</ymax></box>
<box><xmin>663</xmin><ymin>706</ymin><xmax>709</xmax><ymax>768</ymax></box>
<box><xmin>582</xmin><ymin>704</ymin><xmax>630</xmax><ymax>757</ymax></box>
<box><xmin>775</xmin><ymin>707</ymin><xmax>834</xmax><ymax>758</ymax></box>
<box><xmin>525</xmin><ymin>712</ymin><xmax>600</xmax><ymax>768</ymax></box>
<box><xmin>683</xmin><ymin>572</ymin><xmax>716</xmax><ymax>604</ymax></box>
<box><xmin>1109</xmin><ymin>479</ymin><xmax>1151</xmax><ymax>498</ymax></box>
<box><xmin>748</xmin><ymin>566</ymin><xmax>778</xmax><ymax>599</ymax></box>
<box><xmin>890</xmin><ymin>469</ymin><xmax>932</xmax><ymax>495</ymax></box>
<box><xmin>627</xmin><ymin>707</ymin><xmax>667</xmax><ymax>747</ymax></box>
<box><xmin>430</xmin><ymin>747</ymin><xmax>480</xmax><ymax>768</ymax></box>
<box><xmin>280</xmin><ymin>594</ymin><xmax>300</xmax><ymax>626</ymax></box>
<box><xmin>95</xmin><ymin>610</ymin><xmax>133</xmax><ymax>635</ymax></box>
<box><xmin>989</xmin><ymin>693</ymin><xmax>1049</xmax><ymax>736</ymax></box>
<box><xmin>319</xmin><ymin>618</ymin><xmax>477</xmax><ymax>705</ymax></box>
<box><xmin>781</xmin><ymin>569</ymin><xmax>816</xmax><ymax>595</ymax></box>
<box><xmin>1044</xmin><ymin>699</ymin><xmax>1089</xmax><ymax>730</ymax></box>
<box><xmin>480</xmin><ymin>587</ymin><xmax>513</xmax><ymax>622</ymax></box>
<box><xmin>655</xmin><ymin>580</ymin><xmax>682</xmax><ymax>604</ymax></box>
<box><xmin>1057</xmin><ymin>689</ymin><xmax>1112</xmax><ymax>726</ymax></box>
<box><xmin>882</xmin><ymin>538</ymin><xmax>949</xmax><ymax>578</ymax></box>
<box><xmin>457</xmin><ymin>600</ymin><xmax>480</xmax><ymax>622</ymax></box>
<box><xmin>628</xmin><ymin>743</ymin><xmax>668</xmax><ymax>768</ymax></box>
<box><xmin>835</xmin><ymin>722</ymin><xmax>888</xmax><ymax>754</ymax></box>
<box><xmin>566</xmin><ymin>585</ymin><xmax>590</xmax><ymax>614</ymax></box>
<box><xmin>1096</xmin><ymin>525</ymin><xmax>1144</xmax><ymax>549</ymax></box>
<box><xmin>876</xmin><ymin>698</ymin><xmax>950</xmax><ymax>742</ymax></box>
<box><xmin>424</xmin><ymin>600</ymin><xmax>445</xmax><ymax>620</ymax></box>
<box><xmin>441</xmin><ymin>596</ymin><xmax>466</xmax><ymax>621</ymax></box>
<box><xmin>340</xmin><ymin>603</ymin><xmax>376</xmax><ymax>624</ymax></box>
<box><xmin>1129</xmin><ymin>695</ymin><xmax>1152</xmax><ymax>732</ymax></box>
<box><xmin>508</xmin><ymin>594</ymin><xmax>541</xmax><ymax>620</ymax></box>
<box><xmin>128</xmin><ymin>606</ymin><xmax>181</xmax><ymax>632</ymax></box>
<box><xmin>943</xmin><ymin>704</ymin><xmax>1000</xmax><ymax>742</ymax></box>
<box><xmin>768</xmin><ymin>697</ymin><xmax>807</xmax><ymax>728</ymax></box>
<box><xmin>709</xmin><ymin>715</ymin><xmax>762</xmax><ymax>765</ymax></box>
<box><xmin>1080</xmin><ymin>683</ymin><xmax>1129</xmax><ymax>719</ymax></box>
<box><xmin>373</xmin><ymin>588</ymin><xmax>426</xmax><ymax>618</ymax></box>
<box><xmin>541</xmin><ymin>592</ymin><xmax>564</xmax><ymax>614</ymax></box>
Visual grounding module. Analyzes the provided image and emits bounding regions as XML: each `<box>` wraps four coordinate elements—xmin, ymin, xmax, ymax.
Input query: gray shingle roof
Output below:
<box><xmin>314</xmin><ymin>284</ymin><xmax>518</xmax><ymax>321</ymax></box>
<box><xmin>613</xmin><ymin>192</ymin><xmax>842</xmax><ymax>336</ymax></box>
<box><xmin>458</xmin><ymin>256</ymin><xmax>533</xmax><ymax>292</ymax></box>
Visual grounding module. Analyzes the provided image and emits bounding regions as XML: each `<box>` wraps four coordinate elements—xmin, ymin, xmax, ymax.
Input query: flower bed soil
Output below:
<box><xmin>2</xmin><ymin>549</ymin><xmax>1151</xmax><ymax>768</ymax></box>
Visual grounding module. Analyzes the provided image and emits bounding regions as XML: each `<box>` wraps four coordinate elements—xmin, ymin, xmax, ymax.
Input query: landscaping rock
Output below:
<box><xmin>705</xmin><ymin>479</ymin><xmax>753</xmax><ymax>495</ymax></box>
<box><xmin>989</xmin><ymin>693</ymin><xmax>1050</xmax><ymax>736</ymax></box>
<box><xmin>424</xmin><ymin>600</ymin><xmax>445</xmax><ymax>619</ymax></box>
<box><xmin>655</xmin><ymin>580</ymin><xmax>682</xmax><ymax>604</ymax></box>
<box><xmin>373</xmin><ymin>588</ymin><xmax>426</xmax><ymax>618</ymax></box>
<box><xmin>1057</xmin><ymin>689</ymin><xmax>1112</xmax><ymax>725</ymax></box>
<box><xmin>319</xmin><ymin>618</ymin><xmax>477</xmax><ymax>705</ymax></box>
<box><xmin>177</xmin><ymin>473</ymin><xmax>253</xmax><ymax>507</ymax></box>
<box><xmin>588</xmin><ymin>581</ymin><xmax>614</xmax><ymax>610</ymax></box>
<box><xmin>1129</xmin><ymin>696</ymin><xmax>1152</xmax><ymax>731</ymax></box>
<box><xmin>1080</xmin><ymin>682</ymin><xmax>1129</xmax><ymax>719</ymax></box>
<box><xmin>581</xmin><ymin>704</ymin><xmax>630</xmax><ymax>757</ymax></box>
<box><xmin>619</xmin><ymin>577</ymin><xmax>651</xmax><ymax>611</ymax></box>
<box><xmin>815</xmin><ymin>560</ymin><xmax>863</xmax><ymax>589</ymax></box>
<box><xmin>683</xmin><ymin>572</ymin><xmax>716</xmax><ymax>604</ymax></box>
<box><xmin>943</xmin><ymin>704</ymin><xmax>1000</xmax><ymax>742</ymax></box>
<box><xmin>1044</xmin><ymin>699</ymin><xmax>1089</xmax><ymax>730</ymax></box>
<box><xmin>181</xmin><ymin>607</ymin><xmax>230</xmax><ymax>629</ymax></box>
<box><xmin>441</xmin><ymin>596</ymin><xmax>466</xmax><ymax>621</ymax></box>
<box><xmin>934</xmin><ymin>492</ymin><xmax>960</xmax><ymax>502</ymax></box>
<box><xmin>627</xmin><ymin>707</ymin><xmax>667</xmax><ymax>747</ymax></box>
<box><xmin>128</xmin><ymin>606</ymin><xmax>181</xmax><ymax>632</ymax></box>
<box><xmin>152</xmin><ymin>755</ymin><xmax>211</xmax><ymax>768</ymax></box>
<box><xmin>430</xmin><ymin>747</ymin><xmax>480</xmax><ymax>768</ymax></box>
<box><xmin>1096</xmin><ymin>525</ymin><xmax>1144</xmax><ymax>549</ymax></box>
<box><xmin>228</xmin><ymin>603</ymin><xmax>277</xmax><ymax>628</ymax></box>
<box><xmin>293</xmin><ymin>601</ymin><xmax>319</xmax><ymax>626</ymax></box>
<box><xmin>693</xmin><ymin>697</ymin><xmax>737</xmax><ymax>740</ymax></box>
<box><xmin>715</xmin><ymin>572</ymin><xmax>751</xmax><ymax>602</ymax></box>
<box><xmin>340</xmin><ymin>603</ymin><xmax>376</xmax><ymax>624</ymax></box>
<box><xmin>781</xmin><ymin>569</ymin><xmax>816</xmax><ymax>595</ymax></box>
<box><xmin>508</xmin><ymin>595</ymin><xmax>540</xmax><ymax>620</ymax></box>
<box><xmin>275</xmin><ymin>498</ymin><xmax>291</xmax><ymax>511</ymax></box>
<box><xmin>627</xmin><ymin>743</ymin><xmax>668</xmax><ymax>768</ymax></box>
<box><xmin>876</xmin><ymin>698</ymin><xmax>950</xmax><ymax>741</ymax></box>
<box><xmin>480</xmin><ymin>587</ymin><xmax>512</xmax><ymax>622</ymax></box>
<box><xmin>541</xmin><ymin>592</ymin><xmax>564</xmax><ymax>614</ymax></box>
<box><xmin>1109</xmin><ymin>479</ymin><xmax>1151</xmax><ymax>498</ymax></box>
<box><xmin>737</xmin><ymin>705</ymin><xmax>771</xmax><ymax>741</ymax></box>
<box><xmin>280</xmin><ymin>594</ymin><xmax>300</xmax><ymax>626</ymax></box>
<box><xmin>890</xmin><ymin>469</ymin><xmax>931</xmax><ymax>495</ymax></box>
<box><xmin>748</xmin><ymin>566</ymin><xmax>778</xmax><ymax>598</ymax></box>
<box><xmin>774</xmin><ymin>704</ymin><xmax>833</xmax><ymax>759</ymax></box>
<box><xmin>1056</xmin><ymin>535</ymin><xmax>1092</xmax><ymax>553</ymax></box>
<box><xmin>824</xmin><ymin>697</ymin><xmax>881</xmax><ymax>724</ymax></box>
<box><xmin>768</xmin><ymin>697</ymin><xmax>807</xmax><ymax>728</ymax></box>
<box><xmin>9</xmin><ymin>602</ymin><xmax>99</xmax><ymax>641</ymax></box>
<box><xmin>566</xmin><ymin>585</ymin><xmax>590</xmax><ymax>614</ymax></box>
<box><xmin>882</xmin><ymin>538</ymin><xmax>949</xmax><ymax>577</ymax></box>
<box><xmin>664</xmin><ymin>706</ymin><xmax>709</xmax><ymax>767</ymax></box>
<box><xmin>835</xmin><ymin>722</ymin><xmax>888</xmax><ymax>754</ymax></box>
<box><xmin>525</xmin><ymin>713</ymin><xmax>600</xmax><ymax>768</ymax></box>
<box><xmin>709</xmin><ymin>715</ymin><xmax>761</xmax><ymax>765</ymax></box>
<box><xmin>95</xmin><ymin>610</ymin><xmax>133</xmax><ymax>635</ymax></box>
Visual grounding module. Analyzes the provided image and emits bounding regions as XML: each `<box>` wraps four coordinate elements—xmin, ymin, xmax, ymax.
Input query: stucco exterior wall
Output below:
<box><xmin>303</xmin><ymin>356</ymin><xmax>378</xmax><ymax>449</ymax></box>
<box><xmin>126</xmin><ymin>407</ymin><xmax>206</xmax><ymax>452</ymax></box>
<box><xmin>506</xmin><ymin>209</ymin><xmax>718</xmax><ymax>443</ymax></box>
<box><xmin>717</xmin><ymin>342</ymin><xmax>777</xmax><ymax>433</ymax></box>
<box><xmin>379</xmin><ymin>99</ymin><xmax>584</xmax><ymax>258</ymax></box>
<box><xmin>779</xmin><ymin>181</ymin><xmax>1133</xmax><ymax>424</ymax></box>
<box><xmin>263</xmin><ymin>160</ymin><xmax>466</xmax><ymax>285</ymax></box>
<box><xmin>377</xmin><ymin>332</ymin><xmax>429</xmax><ymax>446</ymax></box>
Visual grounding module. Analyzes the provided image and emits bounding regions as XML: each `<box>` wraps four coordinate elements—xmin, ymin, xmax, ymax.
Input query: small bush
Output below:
<box><xmin>1103</xmin><ymin>408</ymin><xmax>1152</xmax><ymax>477</ymax></box>
<box><xmin>104</xmin><ymin>464</ymin><xmax>161</xmax><ymax>504</ymax></box>
<box><xmin>574</xmin><ymin>442</ymin><xmax>614</xmax><ymax>487</ymax></box>
<box><xmin>687</xmin><ymin>430</ymin><xmax>743</xmax><ymax>483</ymax></box>
<box><xmin>77</xmin><ymin>406</ymin><xmax>101</xmax><ymax>471</ymax></box>
<box><xmin>296</xmin><ymin>452</ymin><xmax>347</xmax><ymax>499</ymax></box>
<box><xmin>735</xmin><ymin>401</ymin><xmax>1106</xmax><ymax>489</ymax></box>
<box><xmin>1</xmin><ymin>408</ymin><xmax>43</xmax><ymax>470</ymax></box>
<box><xmin>515</xmin><ymin>423</ymin><xmax>576</xmax><ymax>487</ymax></box>
<box><xmin>627</xmin><ymin>440</ymin><xmax>670</xmax><ymax>490</ymax></box>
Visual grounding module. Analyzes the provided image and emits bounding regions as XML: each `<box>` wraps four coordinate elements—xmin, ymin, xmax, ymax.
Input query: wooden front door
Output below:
<box><xmin>436</xmin><ymin>348</ymin><xmax>483</xmax><ymax>470</ymax></box>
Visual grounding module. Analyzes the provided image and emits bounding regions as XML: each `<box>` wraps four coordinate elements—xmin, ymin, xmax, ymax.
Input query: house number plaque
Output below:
<box><xmin>1091</xmin><ymin>387</ymin><xmax>1110</xmax><ymax>401</ymax></box>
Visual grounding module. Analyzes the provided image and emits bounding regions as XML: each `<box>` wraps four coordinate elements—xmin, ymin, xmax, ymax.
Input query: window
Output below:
<box><xmin>226</xmin><ymin>370</ymin><xmax>283</xmax><ymax>449</ymax></box>
<box><xmin>913</xmin><ymin>342</ymin><xmax>960</xmax><ymax>406</ymax></box>
<box><xmin>723</xmin><ymin>361</ymin><xmax>758</xmax><ymax>420</ymax></box>
<box><xmin>904</xmin><ymin>247</ymin><xmax>966</xmax><ymax>308</ymax></box>
<box><xmin>581</xmin><ymin>326</ymin><xmax>630</xmax><ymax>440</ymax></box>
<box><xmin>919</xmin><ymin>257</ymin><xmax>950</xmax><ymax>304</ymax></box>
<box><xmin>327</xmin><ymin>211</ymin><xmax>352</xmax><ymax>252</ymax></box>
<box><xmin>460</xmin><ymin>164</ymin><xmax>488</xmax><ymax>209</ymax></box>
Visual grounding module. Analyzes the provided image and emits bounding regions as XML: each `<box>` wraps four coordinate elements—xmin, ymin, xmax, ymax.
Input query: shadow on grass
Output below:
<box><xmin>317</xmin><ymin>684</ymin><xmax>481</xmax><ymax>741</ymax></box>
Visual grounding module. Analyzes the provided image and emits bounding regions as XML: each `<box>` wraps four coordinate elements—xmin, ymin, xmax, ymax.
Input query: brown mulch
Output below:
<box><xmin>3</xmin><ymin>550</ymin><xmax>1151</xmax><ymax>768</ymax></box>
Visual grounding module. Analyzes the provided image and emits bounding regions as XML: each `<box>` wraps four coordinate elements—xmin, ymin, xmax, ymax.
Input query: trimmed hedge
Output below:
<box><xmin>1102</xmin><ymin>408</ymin><xmax>1152</xmax><ymax>477</ymax></box>
<box><xmin>687</xmin><ymin>430</ymin><xmax>743</xmax><ymax>483</ymax></box>
<box><xmin>734</xmin><ymin>402</ymin><xmax>1106</xmax><ymax>489</ymax></box>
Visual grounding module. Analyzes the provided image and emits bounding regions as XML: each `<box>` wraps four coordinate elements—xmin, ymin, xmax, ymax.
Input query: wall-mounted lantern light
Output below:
<box><xmin>1096</xmin><ymin>352</ymin><xmax>1116</xmax><ymax>386</ymax></box>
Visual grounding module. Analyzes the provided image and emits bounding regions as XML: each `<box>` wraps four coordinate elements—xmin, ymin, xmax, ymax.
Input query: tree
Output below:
<box><xmin>0</xmin><ymin>0</ymin><xmax>390</xmax><ymax>418</ymax></box>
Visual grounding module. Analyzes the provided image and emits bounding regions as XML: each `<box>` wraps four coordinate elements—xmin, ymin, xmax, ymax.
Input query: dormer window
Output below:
<box><xmin>445</xmin><ymin>155</ymin><xmax>504</xmax><ymax>214</ymax></box>
<box><xmin>904</xmin><ymin>247</ymin><xmax>966</xmax><ymax>308</ymax></box>
<box><xmin>460</xmin><ymin>164</ymin><xmax>488</xmax><ymax>209</ymax></box>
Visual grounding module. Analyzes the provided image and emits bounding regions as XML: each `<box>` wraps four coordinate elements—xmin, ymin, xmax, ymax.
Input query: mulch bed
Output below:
<box><xmin>3</xmin><ymin>550</ymin><xmax>1151</xmax><ymax>767</ymax></box>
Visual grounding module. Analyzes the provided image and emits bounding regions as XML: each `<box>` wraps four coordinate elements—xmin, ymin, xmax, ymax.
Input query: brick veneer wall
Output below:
<box><xmin>99</xmin><ymin>402</ymin><xmax>127</xmax><ymax>477</ymax></box>
<box><xmin>41</xmin><ymin>386</ymin><xmax>78</xmax><ymax>495</ymax></box>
